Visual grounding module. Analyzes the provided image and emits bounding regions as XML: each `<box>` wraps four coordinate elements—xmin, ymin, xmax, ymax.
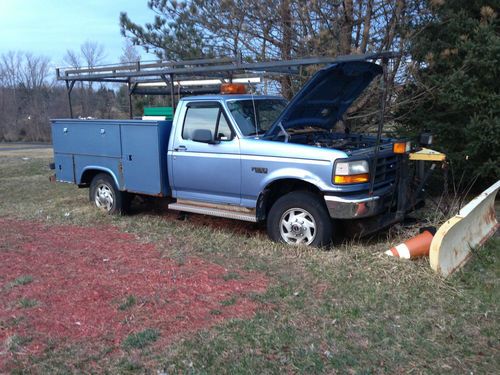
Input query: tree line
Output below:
<box><xmin>0</xmin><ymin>41</ymin><xmax>153</xmax><ymax>142</ymax></box>
<box><xmin>120</xmin><ymin>0</ymin><xmax>498</xmax><ymax>185</ymax></box>
<box><xmin>0</xmin><ymin>0</ymin><xmax>497</xmax><ymax>185</ymax></box>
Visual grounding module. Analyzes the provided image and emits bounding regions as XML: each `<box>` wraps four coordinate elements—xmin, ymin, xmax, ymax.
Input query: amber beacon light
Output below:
<box><xmin>220</xmin><ymin>83</ymin><xmax>247</xmax><ymax>94</ymax></box>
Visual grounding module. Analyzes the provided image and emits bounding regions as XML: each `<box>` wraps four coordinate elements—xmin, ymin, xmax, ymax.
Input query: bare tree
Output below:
<box><xmin>0</xmin><ymin>51</ymin><xmax>22</xmax><ymax>88</ymax></box>
<box><xmin>21</xmin><ymin>53</ymin><xmax>51</xmax><ymax>90</ymax></box>
<box><xmin>120</xmin><ymin>40</ymin><xmax>141</xmax><ymax>64</ymax></box>
<box><xmin>62</xmin><ymin>41</ymin><xmax>107</xmax><ymax>114</ymax></box>
<box><xmin>63</xmin><ymin>49</ymin><xmax>82</xmax><ymax>69</ymax></box>
<box><xmin>80</xmin><ymin>40</ymin><xmax>105</xmax><ymax>68</ymax></box>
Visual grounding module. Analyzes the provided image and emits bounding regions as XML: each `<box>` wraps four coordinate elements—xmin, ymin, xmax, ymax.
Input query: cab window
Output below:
<box><xmin>182</xmin><ymin>104</ymin><xmax>234</xmax><ymax>141</ymax></box>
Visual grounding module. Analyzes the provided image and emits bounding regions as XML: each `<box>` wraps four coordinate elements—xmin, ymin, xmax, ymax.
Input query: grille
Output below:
<box><xmin>372</xmin><ymin>154</ymin><xmax>398</xmax><ymax>188</ymax></box>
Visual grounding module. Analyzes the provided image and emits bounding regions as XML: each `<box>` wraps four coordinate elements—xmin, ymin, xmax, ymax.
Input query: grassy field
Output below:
<box><xmin>0</xmin><ymin>148</ymin><xmax>498</xmax><ymax>374</ymax></box>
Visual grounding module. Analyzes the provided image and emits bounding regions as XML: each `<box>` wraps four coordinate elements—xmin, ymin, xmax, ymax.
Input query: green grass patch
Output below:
<box><xmin>9</xmin><ymin>275</ymin><xmax>34</xmax><ymax>287</ymax></box>
<box><xmin>220</xmin><ymin>296</ymin><xmax>237</xmax><ymax>306</ymax></box>
<box><xmin>122</xmin><ymin>329</ymin><xmax>160</xmax><ymax>349</ymax></box>
<box><xmin>222</xmin><ymin>271</ymin><xmax>241</xmax><ymax>281</ymax></box>
<box><xmin>118</xmin><ymin>295</ymin><xmax>137</xmax><ymax>311</ymax></box>
<box><xmin>6</xmin><ymin>334</ymin><xmax>33</xmax><ymax>352</ymax></box>
<box><xmin>18</xmin><ymin>298</ymin><xmax>38</xmax><ymax>308</ymax></box>
<box><xmin>116</xmin><ymin>358</ymin><xmax>145</xmax><ymax>373</ymax></box>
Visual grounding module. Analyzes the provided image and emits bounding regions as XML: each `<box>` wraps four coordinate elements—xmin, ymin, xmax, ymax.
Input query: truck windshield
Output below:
<box><xmin>227</xmin><ymin>99</ymin><xmax>287</xmax><ymax>136</ymax></box>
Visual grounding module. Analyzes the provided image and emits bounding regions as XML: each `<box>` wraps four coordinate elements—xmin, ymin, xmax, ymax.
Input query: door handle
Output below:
<box><xmin>174</xmin><ymin>145</ymin><xmax>187</xmax><ymax>152</ymax></box>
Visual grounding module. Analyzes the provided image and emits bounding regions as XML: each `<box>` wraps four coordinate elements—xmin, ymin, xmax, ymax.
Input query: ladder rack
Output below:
<box><xmin>56</xmin><ymin>51</ymin><xmax>397</xmax><ymax>118</ymax></box>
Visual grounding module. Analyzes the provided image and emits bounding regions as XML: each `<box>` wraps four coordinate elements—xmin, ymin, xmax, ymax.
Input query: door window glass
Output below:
<box><xmin>182</xmin><ymin>105</ymin><xmax>234</xmax><ymax>141</ymax></box>
<box><xmin>182</xmin><ymin>107</ymin><xmax>218</xmax><ymax>140</ymax></box>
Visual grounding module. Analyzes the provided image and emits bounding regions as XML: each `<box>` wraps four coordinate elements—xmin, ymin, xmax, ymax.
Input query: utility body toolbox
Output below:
<box><xmin>51</xmin><ymin>119</ymin><xmax>172</xmax><ymax>196</ymax></box>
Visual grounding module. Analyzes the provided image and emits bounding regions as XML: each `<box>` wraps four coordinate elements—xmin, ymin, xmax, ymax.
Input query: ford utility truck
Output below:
<box><xmin>51</xmin><ymin>60</ymin><xmax>430</xmax><ymax>246</ymax></box>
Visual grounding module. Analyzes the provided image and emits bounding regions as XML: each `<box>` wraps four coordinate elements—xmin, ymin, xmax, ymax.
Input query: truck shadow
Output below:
<box><xmin>127</xmin><ymin>196</ymin><xmax>402</xmax><ymax>247</ymax></box>
<box><xmin>127</xmin><ymin>196</ymin><xmax>267</xmax><ymax>238</ymax></box>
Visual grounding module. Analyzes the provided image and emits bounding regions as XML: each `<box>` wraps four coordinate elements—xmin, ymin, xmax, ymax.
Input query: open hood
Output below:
<box><xmin>265</xmin><ymin>61</ymin><xmax>382</xmax><ymax>137</ymax></box>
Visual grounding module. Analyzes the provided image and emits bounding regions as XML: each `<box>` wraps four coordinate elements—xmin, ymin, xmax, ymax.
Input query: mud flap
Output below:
<box><xmin>430</xmin><ymin>180</ymin><xmax>500</xmax><ymax>277</ymax></box>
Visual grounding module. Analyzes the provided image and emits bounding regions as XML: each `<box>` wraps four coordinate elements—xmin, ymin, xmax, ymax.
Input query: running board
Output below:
<box><xmin>168</xmin><ymin>202</ymin><xmax>257</xmax><ymax>222</ymax></box>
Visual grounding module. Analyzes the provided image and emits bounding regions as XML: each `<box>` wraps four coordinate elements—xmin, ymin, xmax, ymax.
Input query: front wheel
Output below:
<box><xmin>267</xmin><ymin>191</ymin><xmax>333</xmax><ymax>247</ymax></box>
<box><xmin>89</xmin><ymin>173</ymin><xmax>128</xmax><ymax>215</ymax></box>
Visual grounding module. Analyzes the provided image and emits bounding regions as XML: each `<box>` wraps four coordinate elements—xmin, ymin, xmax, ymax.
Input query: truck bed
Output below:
<box><xmin>51</xmin><ymin>119</ymin><xmax>172</xmax><ymax>196</ymax></box>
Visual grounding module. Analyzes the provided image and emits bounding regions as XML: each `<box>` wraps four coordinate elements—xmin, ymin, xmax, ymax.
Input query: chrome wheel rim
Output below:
<box><xmin>95</xmin><ymin>183</ymin><xmax>114</xmax><ymax>212</ymax></box>
<box><xmin>279</xmin><ymin>208</ymin><xmax>316</xmax><ymax>245</ymax></box>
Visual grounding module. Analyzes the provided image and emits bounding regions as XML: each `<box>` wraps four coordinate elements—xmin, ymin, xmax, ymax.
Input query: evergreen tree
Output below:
<box><xmin>397</xmin><ymin>0</ymin><xmax>499</xmax><ymax>186</ymax></box>
<box><xmin>119</xmin><ymin>1</ymin><xmax>214</xmax><ymax>60</ymax></box>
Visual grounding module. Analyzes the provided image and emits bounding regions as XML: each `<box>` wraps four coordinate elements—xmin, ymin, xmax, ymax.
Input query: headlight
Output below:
<box><xmin>334</xmin><ymin>160</ymin><xmax>370</xmax><ymax>184</ymax></box>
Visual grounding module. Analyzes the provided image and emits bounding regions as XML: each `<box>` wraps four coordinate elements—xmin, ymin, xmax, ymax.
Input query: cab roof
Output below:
<box><xmin>180</xmin><ymin>94</ymin><xmax>284</xmax><ymax>102</ymax></box>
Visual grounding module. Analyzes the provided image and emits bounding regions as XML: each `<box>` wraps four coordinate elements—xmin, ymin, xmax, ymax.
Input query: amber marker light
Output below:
<box><xmin>334</xmin><ymin>174</ymin><xmax>370</xmax><ymax>184</ymax></box>
<box><xmin>393</xmin><ymin>141</ymin><xmax>411</xmax><ymax>154</ymax></box>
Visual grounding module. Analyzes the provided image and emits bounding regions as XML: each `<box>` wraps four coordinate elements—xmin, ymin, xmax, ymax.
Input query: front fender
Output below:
<box><xmin>260</xmin><ymin>167</ymin><xmax>331</xmax><ymax>192</ymax></box>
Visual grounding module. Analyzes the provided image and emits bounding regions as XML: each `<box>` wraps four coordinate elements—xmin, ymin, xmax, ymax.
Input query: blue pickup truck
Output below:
<box><xmin>52</xmin><ymin>60</ymin><xmax>417</xmax><ymax>247</ymax></box>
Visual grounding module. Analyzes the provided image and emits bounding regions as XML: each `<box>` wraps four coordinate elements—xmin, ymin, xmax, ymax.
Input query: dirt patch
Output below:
<box><xmin>0</xmin><ymin>218</ymin><xmax>268</xmax><ymax>367</ymax></box>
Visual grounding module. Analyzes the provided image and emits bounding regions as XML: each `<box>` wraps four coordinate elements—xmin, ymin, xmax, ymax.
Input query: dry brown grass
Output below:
<box><xmin>0</xmin><ymin>150</ymin><xmax>498</xmax><ymax>374</ymax></box>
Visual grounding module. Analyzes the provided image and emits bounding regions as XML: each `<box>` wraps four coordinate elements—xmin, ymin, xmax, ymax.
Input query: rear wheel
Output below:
<box><xmin>267</xmin><ymin>191</ymin><xmax>332</xmax><ymax>247</ymax></box>
<box><xmin>89</xmin><ymin>173</ymin><xmax>128</xmax><ymax>215</ymax></box>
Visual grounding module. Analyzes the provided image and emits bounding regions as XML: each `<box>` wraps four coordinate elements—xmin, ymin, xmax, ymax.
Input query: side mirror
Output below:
<box><xmin>192</xmin><ymin>129</ymin><xmax>214</xmax><ymax>143</ymax></box>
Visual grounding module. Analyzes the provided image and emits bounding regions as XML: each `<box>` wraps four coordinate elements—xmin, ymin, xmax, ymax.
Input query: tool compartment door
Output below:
<box><xmin>120</xmin><ymin>123</ymin><xmax>161</xmax><ymax>195</ymax></box>
<box><xmin>54</xmin><ymin>153</ymin><xmax>75</xmax><ymax>183</ymax></box>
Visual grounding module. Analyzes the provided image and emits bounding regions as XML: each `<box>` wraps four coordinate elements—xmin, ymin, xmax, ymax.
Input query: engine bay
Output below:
<box><xmin>284</xmin><ymin>127</ymin><xmax>392</xmax><ymax>153</ymax></box>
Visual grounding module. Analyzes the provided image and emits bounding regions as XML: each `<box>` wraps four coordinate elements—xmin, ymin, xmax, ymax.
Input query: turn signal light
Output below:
<box><xmin>334</xmin><ymin>173</ymin><xmax>369</xmax><ymax>184</ymax></box>
<box><xmin>220</xmin><ymin>83</ymin><xmax>246</xmax><ymax>94</ymax></box>
<box><xmin>393</xmin><ymin>141</ymin><xmax>411</xmax><ymax>154</ymax></box>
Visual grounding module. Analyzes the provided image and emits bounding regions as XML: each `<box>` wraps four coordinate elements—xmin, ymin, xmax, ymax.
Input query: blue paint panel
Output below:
<box><xmin>265</xmin><ymin>61</ymin><xmax>382</xmax><ymax>136</ymax></box>
<box><xmin>52</xmin><ymin>120</ymin><xmax>122</xmax><ymax>157</ymax></box>
<box><xmin>73</xmin><ymin>155</ymin><xmax>122</xmax><ymax>188</ymax></box>
<box><xmin>54</xmin><ymin>153</ymin><xmax>74</xmax><ymax>182</ymax></box>
<box><xmin>51</xmin><ymin>119</ymin><xmax>172</xmax><ymax>196</ymax></box>
<box><xmin>121</xmin><ymin>124</ymin><xmax>161</xmax><ymax>195</ymax></box>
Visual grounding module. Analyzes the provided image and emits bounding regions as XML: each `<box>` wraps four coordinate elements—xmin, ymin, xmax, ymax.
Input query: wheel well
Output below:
<box><xmin>79</xmin><ymin>169</ymin><xmax>109</xmax><ymax>187</ymax></box>
<box><xmin>257</xmin><ymin>179</ymin><xmax>322</xmax><ymax>221</ymax></box>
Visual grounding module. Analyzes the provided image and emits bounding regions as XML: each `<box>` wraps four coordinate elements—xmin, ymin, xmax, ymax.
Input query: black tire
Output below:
<box><xmin>267</xmin><ymin>191</ymin><xmax>332</xmax><ymax>247</ymax></box>
<box><xmin>89</xmin><ymin>173</ymin><xmax>129</xmax><ymax>215</ymax></box>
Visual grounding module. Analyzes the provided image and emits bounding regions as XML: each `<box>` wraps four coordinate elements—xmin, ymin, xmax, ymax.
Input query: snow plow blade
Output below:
<box><xmin>430</xmin><ymin>180</ymin><xmax>500</xmax><ymax>278</ymax></box>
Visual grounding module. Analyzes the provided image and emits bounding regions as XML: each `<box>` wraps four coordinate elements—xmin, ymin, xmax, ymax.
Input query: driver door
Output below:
<box><xmin>171</xmin><ymin>102</ymin><xmax>241</xmax><ymax>205</ymax></box>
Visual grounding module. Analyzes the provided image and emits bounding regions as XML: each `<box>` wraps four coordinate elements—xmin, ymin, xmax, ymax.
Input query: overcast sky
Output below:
<box><xmin>0</xmin><ymin>0</ymin><xmax>157</xmax><ymax>66</ymax></box>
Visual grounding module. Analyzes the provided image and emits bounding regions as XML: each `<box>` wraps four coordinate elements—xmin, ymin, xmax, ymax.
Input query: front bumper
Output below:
<box><xmin>324</xmin><ymin>186</ymin><xmax>395</xmax><ymax>219</ymax></box>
